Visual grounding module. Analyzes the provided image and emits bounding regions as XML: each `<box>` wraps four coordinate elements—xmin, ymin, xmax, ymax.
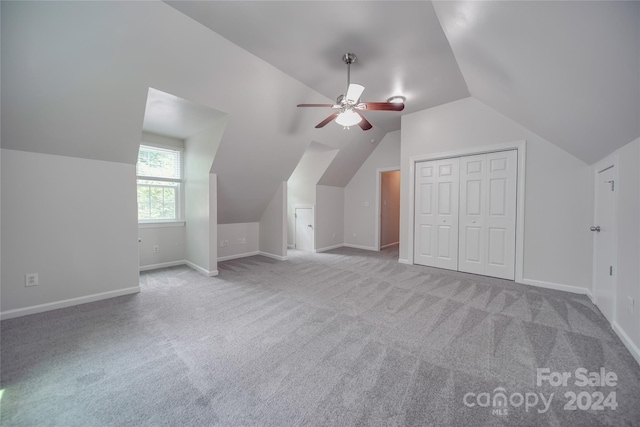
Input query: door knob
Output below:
<box><xmin>590</xmin><ymin>226</ymin><xmax>601</xmax><ymax>232</ymax></box>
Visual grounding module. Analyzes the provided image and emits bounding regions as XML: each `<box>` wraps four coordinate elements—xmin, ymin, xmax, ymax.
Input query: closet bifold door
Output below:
<box><xmin>458</xmin><ymin>150</ymin><xmax>517</xmax><ymax>280</ymax></box>
<box><xmin>414</xmin><ymin>158</ymin><xmax>459</xmax><ymax>271</ymax></box>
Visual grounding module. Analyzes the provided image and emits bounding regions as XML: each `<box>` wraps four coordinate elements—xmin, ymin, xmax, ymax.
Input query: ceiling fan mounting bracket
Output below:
<box><xmin>342</xmin><ymin>53</ymin><xmax>357</xmax><ymax>65</ymax></box>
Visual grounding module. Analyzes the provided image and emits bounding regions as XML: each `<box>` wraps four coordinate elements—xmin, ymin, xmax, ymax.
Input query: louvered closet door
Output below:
<box><xmin>414</xmin><ymin>158</ymin><xmax>459</xmax><ymax>270</ymax></box>
<box><xmin>459</xmin><ymin>150</ymin><xmax>517</xmax><ymax>280</ymax></box>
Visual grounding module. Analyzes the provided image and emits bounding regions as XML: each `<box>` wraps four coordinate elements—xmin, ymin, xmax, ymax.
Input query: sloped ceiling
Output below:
<box><xmin>166</xmin><ymin>1</ymin><xmax>470</xmax><ymax>133</ymax></box>
<box><xmin>3</xmin><ymin>1</ymin><xmax>639</xmax><ymax>225</ymax></box>
<box><xmin>432</xmin><ymin>1</ymin><xmax>640</xmax><ymax>164</ymax></box>
<box><xmin>1</xmin><ymin>1</ymin><xmax>385</xmax><ymax>224</ymax></box>
<box><xmin>143</xmin><ymin>88</ymin><xmax>227</xmax><ymax>140</ymax></box>
<box><xmin>168</xmin><ymin>0</ymin><xmax>639</xmax><ymax>165</ymax></box>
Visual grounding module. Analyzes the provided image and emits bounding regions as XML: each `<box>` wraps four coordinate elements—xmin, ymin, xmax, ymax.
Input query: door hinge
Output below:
<box><xmin>610</xmin><ymin>266</ymin><xmax>613</xmax><ymax>276</ymax></box>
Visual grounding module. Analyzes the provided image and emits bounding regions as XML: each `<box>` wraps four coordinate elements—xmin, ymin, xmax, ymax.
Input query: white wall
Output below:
<box><xmin>607</xmin><ymin>137</ymin><xmax>640</xmax><ymax>361</ymax></box>
<box><xmin>287</xmin><ymin>146</ymin><xmax>338</xmax><ymax>246</ymax></box>
<box><xmin>138</xmin><ymin>226</ymin><xmax>185</xmax><ymax>270</ymax></box>
<box><xmin>401</xmin><ymin>97</ymin><xmax>593</xmax><ymax>291</ymax></box>
<box><xmin>344</xmin><ymin>130</ymin><xmax>400</xmax><ymax>249</ymax></box>
<box><xmin>217</xmin><ymin>222</ymin><xmax>259</xmax><ymax>260</ymax></box>
<box><xmin>209</xmin><ymin>173</ymin><xmax>218</xmax><ymax>273</ymax></box>
<box><xmin>184</xmin><ymin>119</ymin><xmax>227</xmax><ymax>275</ymax></box>
<box><xmin>315</xmin><ymin>185</ymin><xmax>345</xmax><ymax>252</ymax></box>
<box><xmin>259</xmin><ymin>182</ymin><xmax>288</xmax><ymax>259</ymax></box>
<box><xmin>1</xmin><ymin>149</ymin><xmax>139</xmax><ymax>318</ymax></box>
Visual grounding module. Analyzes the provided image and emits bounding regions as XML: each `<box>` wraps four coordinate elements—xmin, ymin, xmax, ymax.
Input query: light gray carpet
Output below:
<box><xmin>2</xmin><ymin>246</ymin><xmax>639</xmax><ymax>426</ymax></box>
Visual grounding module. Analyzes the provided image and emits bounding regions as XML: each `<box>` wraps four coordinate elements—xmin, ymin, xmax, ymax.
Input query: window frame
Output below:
<box><xmin>136</xmin><ymin>143</ymin><xmax>185</xmax><ymax>225</ymax></box>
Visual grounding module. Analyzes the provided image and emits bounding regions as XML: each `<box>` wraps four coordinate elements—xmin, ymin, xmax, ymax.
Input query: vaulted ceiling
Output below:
<box><xmin>168</xmin><ymin>0</ymin><xmax>639</xmax><ymax>165</ymax></box>
<box><xmin>2</xmin><ymin>1</ymin><xmax>639</xmax><ymax>224</ymax></box>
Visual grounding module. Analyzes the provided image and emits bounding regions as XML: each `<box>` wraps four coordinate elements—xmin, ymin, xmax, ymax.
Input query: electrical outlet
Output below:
<box><xmin>332</xmin><ymin>232</ymin><xmax>336</xmax><ymax>238</ymax></box>
<box><xmin>238</xmin><ymin>237</ymin><xmax>246</xmax><ymax>244</ymax></box>
<box><xmin>353</xmin><ymin>232</ymin><xmax>356</xmax><ymax>237</ymax></box>
<box><xmin>628</xmin><ymin>296</ymin><xmax>635</xmax><ymax>314</ymax></box>
<box><xmin>25</xmin><ymin>273</ymin><xmax>38</xmax><ymax>287</ymax></box>
<box><xmin>153</xmin><ymin>245</ymin><xmax>160</xmax><ymax>253</ymax></box>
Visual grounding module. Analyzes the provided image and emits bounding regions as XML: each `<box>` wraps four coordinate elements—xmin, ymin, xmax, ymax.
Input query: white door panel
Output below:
<box><xmin>484</xmin><ymin>151</ymin><xmax>517</xmax><ymax>279</ymax></box>
<box><xmin>418</xmin><ymin>225</ymin><xmax>433</xmax><ymax>257</ymax></box>
<box><xmin>488</xmin><ymin>227</ymin><xmax>506</xmax><ymax>265</ymax></box>
<box><xmin>594</xmin><ymin>166</ymin><xmax>616</xmax><ymax>323</ymax></box>
<box><xmin>415</xmin><ymin>161</ymin><xmax>437</xmax><ymax>265</ymax></box>
<box><xmin>458</xmin><ymin>150</ymin><xmax>517</xmax><ymax>280</ymax></box>
<box><xmin>459</xmin><ymin>154</ymin><xmax>485</xmax><ymax>275</ymax></box>
<box><xmin>295</xmin><ymin>208</ymin><xmax>314</xmax><ymax>252</ymax></box>
<box><xmin>465</xmin><ymin>226</ymin><xmax>482</xmax><ymax>263</ymax></box>
<box><xmin>414</xmin><ymin>158</ymin><xmax>459</xmax><ymax>270</ymax></box>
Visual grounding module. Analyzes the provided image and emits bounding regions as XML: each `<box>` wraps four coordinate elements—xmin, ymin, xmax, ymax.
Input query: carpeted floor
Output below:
<box><xmin>1</xmin><ymin>245</ymin><xmax>639</xmax><ymax>426</ymax></box>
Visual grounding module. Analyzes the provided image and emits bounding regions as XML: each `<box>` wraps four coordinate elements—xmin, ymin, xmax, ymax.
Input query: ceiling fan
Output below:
<box><xmin>297</xmin><ymin>53</ymin><xmax>405</xmax><ymax>131</ymax></box>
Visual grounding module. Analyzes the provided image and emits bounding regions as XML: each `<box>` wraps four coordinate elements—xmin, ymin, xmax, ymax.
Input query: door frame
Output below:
<box><xmin>294</xmin><ymin>204</ymin><xmax>315</xmax><ymax>252</ymax></box>
<box><xmin>592</xmin><ymin>154</ymin><xmax>618</xmax><ymax>312</ymax></box>
<box><xmin>375</xmin><ymin>166</ymin><xmax>401</xmax><ymax>251</ymax></box>
<box><xmin>407</xmin><ymin>140</ymin><xmax>527</xmax><ymax>283</ymax></box>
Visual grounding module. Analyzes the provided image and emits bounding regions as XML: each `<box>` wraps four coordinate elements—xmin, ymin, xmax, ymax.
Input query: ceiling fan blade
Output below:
<box><xmin>315</xmin><ymin>112</ymin><xmax>340</xmax><ymax>128</ymax></box>
<box><xmin>356</xmin><ymin>112</ymin><xmax>373</xmax><ymax>131</ymax></box>
<box><xmin>297</xmin><ymin>103</ymin><xmax>336</xmax><ymax>108</ymax></box>
<box><xmin>357</xmin><ymin>102</ymin><xmax>405</xmax><ymax>111</ymax></box>
<box><xmin>345</xmin><ymin>84</ymin><xmax>365</xmax><ymax>103</ymax></box>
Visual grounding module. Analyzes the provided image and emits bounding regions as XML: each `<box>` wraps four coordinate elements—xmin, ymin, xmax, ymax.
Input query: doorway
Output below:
<box><xmin>295</xmin><ymin>207</ymin><xmax>314</xmax><ymax>252</ymax></box>
<box><xmin>593</xmin><ymin>163</ymin><xmax>617</xmax><ymax>323</ymax></box>
<box><xmin>380</xmin><ymin>170</ymin><xmax>401</xmax><ymax>250</ymax></box>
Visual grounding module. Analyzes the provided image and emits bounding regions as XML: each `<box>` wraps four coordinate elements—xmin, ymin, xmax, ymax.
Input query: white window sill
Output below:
<box><xmin>138</xmin><ymin>221</ymin><xmax>185</xmax><ymax>229</ymax></box>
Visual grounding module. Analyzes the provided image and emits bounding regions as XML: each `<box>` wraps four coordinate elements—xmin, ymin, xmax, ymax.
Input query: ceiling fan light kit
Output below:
<box><xmin>297</xmin><ymin>52</ymin><xmax>404</xmax><ymax>131</ymax></box>
<box><xmin>335</xmin><ymin>109</ymin><xmax>362</xmax><ymax>127</ymax></box>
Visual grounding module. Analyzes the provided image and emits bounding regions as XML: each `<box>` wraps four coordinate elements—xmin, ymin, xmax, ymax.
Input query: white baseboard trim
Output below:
<box><xmin>0</xmin><ymin>286</ymin><xmax>141</xmax><ymax>320</ymax></box>
<box><xmin>343</xmin><ymin>243</ymin><xmax>377</xmax><ymax>251</ymax></box>
<box><xmin>381</xmin><ymin>241</ymin><xmax>400</xmax><ymax>249</ymax></box>
<box><xmin>398</xmin><ymin>258</ymin><xmax>411</xmax><ymax>265</ymax></box>
<box><xmin>315</xmin><ymin>243</ymin><xmax>344</xmax><ymax>253</ymax></box>
<box><xmin>520</xmin><ymin>278</ymin><xmax>591</xmax><ymax>296</ymax></box>
<box><xmin>185</xmin><ymin>261</ymin><xmax>218</xmax><ymax>277</ymax></box>
<box><xmin>287</xmin><ymin>244</ymin><xmax>295</xmax><ymax>249</ymax></box>
<box><xmin>613</xmin><ymin>322</ymin><xmax>640</xmax><ymax>366</ymax></box>
<box><xmin>217</xmin><ymin>251</ymin><xmax>259</xmax><ymax>262</ymax></box>
<box><xmin>585</xmin><ymin>288</ymin><xmax>594</xmax><ymax>302</ymax></box>
<box><xmin>259</xmin><ymin>251</ymin><xmax>288</xmax><ymax>261</ymax></box>
<box><xmin>139</xmin><ymin>260</ymin><xmax>186</xmax><ymax>272</ymax></box>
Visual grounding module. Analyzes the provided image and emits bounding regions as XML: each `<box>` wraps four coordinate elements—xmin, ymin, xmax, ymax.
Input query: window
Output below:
<box><xmin>136</xmin><ymin>144</ymin><xmax>182</xmax><ymax>222</ymax></box>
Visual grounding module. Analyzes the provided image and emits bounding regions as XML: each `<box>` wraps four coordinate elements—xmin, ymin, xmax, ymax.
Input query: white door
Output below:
<box><xmin>414</xmin><ymin>158</ymin><xmax>459</xmax><ymax>270</ymax></box>
<box><xmin>593</xmin><ymin>166</ymin><xmax>616</xmax><ymax>323</ymax></box>
<box><xmin>459</xmin><ymin>151</ymin><xmax>517</xmax><ymax>280</ymax></box>
<box><xmin>295</xmin><ymin>208</ymin><xmax>314</xmax><ymax>252</ymax></box>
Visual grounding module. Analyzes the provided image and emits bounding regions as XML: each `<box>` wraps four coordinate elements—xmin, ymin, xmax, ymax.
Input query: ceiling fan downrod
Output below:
<box><xmin>342</xmin><ymin>53</ymin><xmax>356</xmax><ymax>94</ymax></box>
